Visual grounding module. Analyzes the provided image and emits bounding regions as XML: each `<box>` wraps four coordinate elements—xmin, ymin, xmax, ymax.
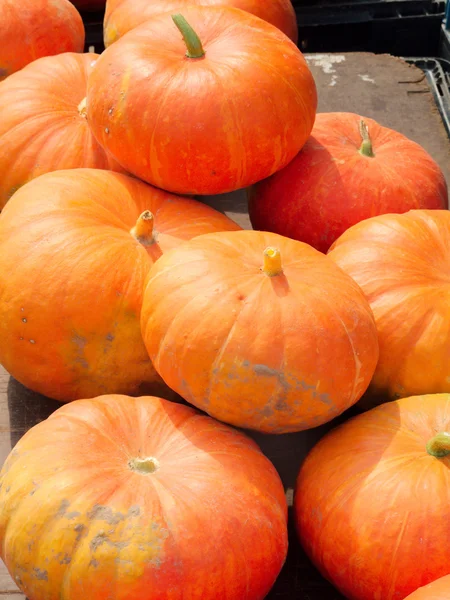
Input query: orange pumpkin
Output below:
<box><xmin>248</xmin><ymin>112</ymin><xmax>448</xmax><ymax>254</ymax></box>
<box><xmin>0</xmin><ymin>394</ymin><xmax>288</xmax><ymax>600</ymax></box>
<box><xmin>0</xmin><ymin>0</ymin><xmax>84</xmax><ymax>81</ymax></box>
<box><xmin>87</xmin><ymin>6</ymin><xmax>317</xmax><ymax>195</ymax></box>
<box><xmin>0</xmin><ymin>52</ymin><xmax>125</xmax><ymax>211</ymax></box>
<box><xmin>405</xmin><ymin>575</ymin><xmax>450</xmax><ymax>599</ymax></box>
<box><xmin>0</xmin><ymin>169</ymin><xmax>241</xmax><ymax>402</ymax></box>
<box><xmin>140</xmin><ymin>230</ymin><xmax>379</xmax><ymax>433</ymax></box>
<box><xmin>295</xmin><ymin>393</ymin><xmax>450</xmax><ymax>600</ymax></box>
<box><xmin>328</xmin><ymin>209</ymin><xmax>450</xmax><ymax>402</ymax></box>
<box><xmin>104</xmin><ymin>0</ymin><xmax>298</xmax><ymax>47</ymax></box>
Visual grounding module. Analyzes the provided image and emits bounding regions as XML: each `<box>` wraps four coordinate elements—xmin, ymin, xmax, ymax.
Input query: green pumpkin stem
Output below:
<box><xmin>426</xmin><ymin>432</ymin><xmax>450</xmax><ymax>458</ymax></box>
<box><xmin>172</xmin><ymin>14</ymin><xmax>205</xmax><ymax>59</ymax></box>
<box><xmin>263</xmin><ymin>247</ymin><xmax>283</xmax><ymax>277</ymax></box>
<box><xmin>359</xmin><ymin>120</ymin><xmax>375</xmax><ymax>157</ymax></box>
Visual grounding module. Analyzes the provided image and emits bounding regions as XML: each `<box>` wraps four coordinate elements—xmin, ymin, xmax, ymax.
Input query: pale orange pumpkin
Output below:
<box><xmin>141</xmin><ymin>230</ymin><xmax>379</xmax><ymax>433</ymax></box>
<box><xmin>0</xmin><ymin>394</ymin><xmax>288</xmax><ymax>599</ymax></box>
<box><xmin>0</xmin><ymin>169</ymin><xmax>241</xmax><ymax>401</ymax></box>
<box><xmin>328</xmin><ymin>209</ymin><xmax>450</xmax><ymax>402</ymax></box>
<box><xmin>405</xmin><ymin>575</ymin><xmax>450</xmax><ymax>599</ymax></box>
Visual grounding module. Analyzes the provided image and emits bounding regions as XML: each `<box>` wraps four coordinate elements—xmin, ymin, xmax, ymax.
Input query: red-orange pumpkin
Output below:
<box><xmin>87</xmin><ymin>6</ymin><xmax>317</xmax><ymax>195</ymax></box>
<box><xmin>328</xmin><ymin>209</ymin><xmax>450</xmax><ymax>403</ymax></box>
<box><xmin>295</xmin><ymin>393</ymin><xmax>450</xmax><ymax>600</ymax></box>
<box><xmin>104</xmin><ymin>0</ymin><xmax>298</xmax><ymax>47</ymax></box>
<box><xmin>140</xmin><ymin>230</ymin><xmax>379</xmax><ymax>433</ymax></box>
<box><xmin>248</xmin><ymin>113</ymin><xmax>448</xmax><ymax>254</ymax></box>
<box><xmin>0</xmin><ymin>52</ymin><xmax>125</xmax><ymax>211</ymax></box>
<box><xmin>0</xmin><ymin>394</ymin><xmax>288</xmax><ymax>600</ymax></box>
<box><xmin>0</xmin><ymin>0</ymin><xmax>85</xmax><ymax>81</ymax></box>
<box><xmin>0</xmin><ymin>169</ymin><xmax>241</xmax><ymax>402</ymax></box>
<box><xmin>405</xmin><ymin>575</ymin><xmax>450</xmax><ymax>599</ymax></box>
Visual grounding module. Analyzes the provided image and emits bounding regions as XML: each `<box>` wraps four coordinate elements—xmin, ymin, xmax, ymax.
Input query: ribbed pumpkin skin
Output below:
<box><xmin>140</xmin><ymin>230</ymin><xmax>379</xmax><ymax>433</ymax></box>
<box><xmin>104</xmin><ymin>0</ymin><xmax>298</xmax><ymax>46</ymax></box>
<box><xmin>0</xmin><ymin>53</ymin><xmax>125</xmax><ymax>211</ymax></box>
<box><xmin>0</xmin><ymin>0</ymin><xmax>84</xmax><ymax>81</ymax></box>
<box><xmin>0</xmin><ymin>395</ymin><xmax>288</xmax><ymax>600</ymax></box>
<box><xmin>0</xmin><ymin>169</ymin><xmax>241</xmax><ymax>402</ymax></box>
<box><xmin>405</xmin><ymin>575</ymin><xmax>450</xmax><ymax>599</ymax></box>
<box><xmin>248</xmin><ymin>113</ymin><xmax>448</xmax><ymax>254</ymax></box>
<box><xmin>295</xmin><ymin>394</ymin><xmax>450</xmax><ymax>600</ymax></box>
<box><xmin>328</xmin><ymin>210</ymin><xmax>450</xmax><ymax>401</ymax></box>
<box><xmin>88</xmin><ymin>6</ymin><xmax>317</xmax><ymax>196</ymax></box>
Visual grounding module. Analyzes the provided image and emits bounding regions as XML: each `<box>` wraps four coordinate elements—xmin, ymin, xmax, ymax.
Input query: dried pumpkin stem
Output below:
<box><xmin>128</xmin><ymin>457</ymin><xmax>160</xmax><ymax>474</ymax></box>
<box><xmin>426</xmin><ymin>432</ymin><xmax>450</xmax><ymax>458</ymax></box>
<box><xmin>172</xmin><ymin>14</ymin><xmax>205</xmax><ymax>59</ymax></box>
<box><xmin>78</xmin><ymin>97</ymin><xmax>87</xmax><ymax>118</ymax></box>
<box><xmin>131</xmin><ymin>210</ymin><xmax>155</xmax><ymax>245</ymax></box>
<box><xmin>359</xmin><ymin>120</ymin><xmax>375</xmax><ymax>158</ymax></box>
<box><xmin>262</xmin><ymin>247</ymin><xmax>283</xmax><ymax>277</ymax></box>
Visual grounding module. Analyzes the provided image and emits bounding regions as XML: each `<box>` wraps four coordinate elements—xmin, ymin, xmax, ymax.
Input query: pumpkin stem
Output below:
<box><xmin>359</xmin><ymin>120</ymin><xmax>375</xmax><ymax>157</ymax></box>
<box><xmin>172</xmin><ymin>14</ymin><xmax>205</xmax><ymax>59</ymax></box>
<box><xmin>262</xmin><ymin>247</ymin><xmax>283</xmax><ymax>277</ymax></box>
<box><xmin>78</xmin><ymin>97</ymin><xmax>87</xmax><ymax>119</ymax></box>
<box><xmin>131</xmin><ymin>211</ymin><xmax>155</xmax><ymax>246</ymax></box>
<box><xmin>426</xmin><ymin>432</ymin><xmax>450</xmax><ymax>458</ymax></box>
<box><xmin>128</xmin><ymin>457</ymin><xmax>160</xmax><ymax>474</ymax></box>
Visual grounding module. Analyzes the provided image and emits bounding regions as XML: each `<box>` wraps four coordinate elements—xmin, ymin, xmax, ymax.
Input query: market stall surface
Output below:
<box><xmin>1</xmin><ymin>52</ymin><xmax>449</xmax><ymax>599</ymax></box>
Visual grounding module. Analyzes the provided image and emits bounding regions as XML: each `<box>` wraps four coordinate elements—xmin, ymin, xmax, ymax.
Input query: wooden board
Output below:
<box><xmin>0</xmin><ymin>52</ymin><xmax>449</xmax><ymax>599</ymax></box>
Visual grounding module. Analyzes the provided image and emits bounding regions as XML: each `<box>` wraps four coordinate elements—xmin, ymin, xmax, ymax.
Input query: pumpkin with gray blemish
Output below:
<box><xmin>0</xmin><ymin>395</ymin><xmax>288</xmax><ymax>600</ymax></box>
<box><xmin>0</xmin><ymin>168</ymin><xmax>241</xmax><ymax>402</ymax></box>
<box><xmin>140</xmin><ymin>229</ymin><xmax>379</xmax><ymax>433</ymax></box>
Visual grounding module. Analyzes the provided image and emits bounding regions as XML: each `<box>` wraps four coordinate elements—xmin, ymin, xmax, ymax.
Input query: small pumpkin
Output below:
<box><xmin>248</xmin><ymin>113</ymin><xmax>448</xmax><ymax>253</ymax></box>
<box><xmin>0</xmin><ymin>169</ymin><xmax>241</xmax><ymax>402</ymax></box>
<box><xmin>0</xmin><ymin>394</ymin><xmax>288</xmax><ymax>600</ymax></box>
<box><xmin>0</xmin><ymin>0</ymin><xmax>85</xmax><ymax>81</ymax></box>
<box><xmin>328</xmin><ymin>209</ymin><xmax>450</xmax><ymax>403</ymax></box>
<box><xmin>88</xmin><ymin>6</ymin><xmax>317</xmax><ymax>195</ymax></box>
<box><xmin>295</xmin><ymin>393</ymin><xmax>450</xmax><ymax>600</ymax></box>
<box><xmin>104</xmin><ymin>0</ymin><xmax>298</xmax><ymax>47</ymax></box>
<box><xmin>405</xmin><ymin>575</ymin><xmax>450</xmax><ymax>599</ymax></box>
<box><xmin>140</xmin><ymin>230</ymin><xmax>379</xmax><ymax>433</ymax></box>
<box><xmin>0</xmin><ymin>52</ymin><xmax>125</xmax><ymax>211</ymax></box>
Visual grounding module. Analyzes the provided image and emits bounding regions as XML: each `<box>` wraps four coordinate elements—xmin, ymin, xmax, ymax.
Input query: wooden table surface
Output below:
<box><xmin>1</xmin><ymin>52</ymin><xmax>449</xmax><ymax>599</ymax></box>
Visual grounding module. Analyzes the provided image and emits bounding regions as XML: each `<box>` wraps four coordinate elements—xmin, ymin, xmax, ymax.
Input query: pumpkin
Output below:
<box><xmin>0</xmin><ymin>394</ymin><xmax>288</xmax><ymax>600</ymax></box>
<box><xmin>104</xmin><ymin>0</ymin><xmax>298</xmax><ymax>47</ymax></box>
<box><xmin>0</xmin><ymin>0</ymin><xmax>85</xmax><ymax>81</ymax></box>
<box><xmin>248</xmin><ymin>113</ymin><xmax>448</xmax><ymax>254</ymax></box>
<box><xmin>405</xmin><ymin>575</ymin><xmax>450</xmax><ymax>599</ymax></box>
<box><xmin>140</xmin><ymin>230</ymin><xmax>379</xmax><ymax>433</ymax></box>
<box><xmin>294</xmin><ymin>393</ymin><xmax>450</xmax><ymax>600</ymax></box>
<box><xmin>0</xmin><ymin>169</ymin><xmax>241</xmax><ymax>402</ymax></box>
<box><xmin>0</xmin><ymin>52</ymin><xmax>126</xmax><ymax>212</ymax></box>
<box><xmin>328</xmin><ymin>209</ymin><xmax>450</xmax><ymax>403</ymax></box>
<box><xmin>87</xmin><ymin>7</ymin><xmax>317</xmax><ymax>196</ymax></box>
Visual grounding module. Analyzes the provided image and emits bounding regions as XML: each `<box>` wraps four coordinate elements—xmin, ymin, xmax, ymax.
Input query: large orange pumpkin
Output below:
<box><xmin>0</xmin><ymin>0</ymin><xmax>84</xmax><ymax>81</ymax></box>
<box><xmin>0</xmin><ymin>394</ymin><xmax>288</xmax><ymax>600</ymax></box>
<box><xmin>104</xmin><ymin>0</ymin><xmax>298</xmax><ymax>47</ymax></box>
<box><xmin>294</xmin><ymin>393</ymin><xmax>450</xmax><ymax>600</ymax></box>
<box><xmin>405</xmin><ymin>575</ymin><xmax>450</xmax><ymax>599</ymax></box>
<box><xmin>87</xmin><ymin>6</ymin><xmax>317</xmax><ymax>196</ymax></box>
<box><xmin>248</xmin><ymin>113</ymin><xmax>448</xmax><ymax>254</ymax></box>
<box><xmin>0</xmin><ymin>169</ymin><xmax>241</xmax><ymax>402</ymax></box>
<box><xmin>328</xmin><ymin>209</ymin><xmax>450</xmax><ymax>402</ymax></box>
<box><xmin>0</xmin><ymin>52</ymin><xmax>125</xmax><ymax>211</ymax></box>
<box><xmin>140</xmin><ymin>230</ymin><xmax>379</xmax><ymax>433</ymax></box>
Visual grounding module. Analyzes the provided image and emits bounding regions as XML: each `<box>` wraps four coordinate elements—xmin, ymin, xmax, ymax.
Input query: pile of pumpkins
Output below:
<box><xmin>0</xmin><ymin>0</ymin><xmax>450</xmax><ymax>599</ymax></box>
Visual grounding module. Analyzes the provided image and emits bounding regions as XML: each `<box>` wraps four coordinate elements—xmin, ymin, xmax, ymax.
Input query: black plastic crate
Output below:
<box><xmin>294</xmin><ymin>0</ymin><xmax>446</xmax><ymax>56</ymax></box>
